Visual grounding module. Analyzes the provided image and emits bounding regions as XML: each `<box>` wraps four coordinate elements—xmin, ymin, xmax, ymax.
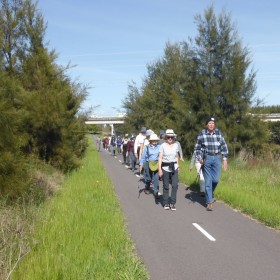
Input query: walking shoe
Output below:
<box><xmin>144</xmin><ymin>184</ymin><xmax>150</xmax><ymax>194</ymax></box>
<box><xmin>154</xmin><ymin>192</ymin><xmax>161</xmax><ymax>199</ymax></box>
<box><xmin>170</xmin><ymin>204</ymin><xmax>176</xmax><ymax>211</ymax></box>
<box><xmin>206</xmin><ymin>203</ymin><xmax>213</xmax><ymax>211</ymax></box>
<box><xmin>163</xmin><ymin>204</ymin><xmax>170</xmax><ymax>210</ymax></box>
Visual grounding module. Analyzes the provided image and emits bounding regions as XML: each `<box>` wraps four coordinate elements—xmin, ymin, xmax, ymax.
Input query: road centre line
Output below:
<box><xmin>192</xmin><ymin>223</ymin><xmax>216</xmax><ymax>241</ymax></box>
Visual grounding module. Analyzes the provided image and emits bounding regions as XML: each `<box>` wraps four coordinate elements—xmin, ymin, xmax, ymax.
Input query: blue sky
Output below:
<box><xmin>37</xmin><ymin>0</ymin><xmax>280</xmax><ymax>116</ymax></box>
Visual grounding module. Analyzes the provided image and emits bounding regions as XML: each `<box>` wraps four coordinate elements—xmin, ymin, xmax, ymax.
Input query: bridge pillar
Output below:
<box><xmin>109</xmin><ymin>124</ymin><xmax>114</xmax><ymax>135</ymax></box>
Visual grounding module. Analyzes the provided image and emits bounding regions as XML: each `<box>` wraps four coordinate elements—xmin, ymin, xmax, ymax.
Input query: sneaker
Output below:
<box><xmin>206</xmin><ymin>203</ymin><xmax>213</xmax><ymax>211</ymax></box>
<box><xmin>154</xmin><ymin>192</ymin><xmax>161</xmax><ymax>199</ymax></box>
<box><xmin>163</xmin><ymin>204</ymin><xmax>170</xmax><ymax>210</ymax></box>
<box><xmin>170</xmin><ymin>204</ymin><xmax>176</xmax><ymax>211</ymax></box>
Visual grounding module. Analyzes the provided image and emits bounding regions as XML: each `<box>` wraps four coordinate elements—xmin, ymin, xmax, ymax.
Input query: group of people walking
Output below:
<box><xmin>101</xmin><ymin>116</ymin><xmax>228</xmax><ymax>212</ymax></box>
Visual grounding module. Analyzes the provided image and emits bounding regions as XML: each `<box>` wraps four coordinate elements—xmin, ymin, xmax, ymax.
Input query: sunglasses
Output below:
<box><xmin>167</xmin><ymin>136</ymin><xmax>174</xmax><ymax>139</ymax></box>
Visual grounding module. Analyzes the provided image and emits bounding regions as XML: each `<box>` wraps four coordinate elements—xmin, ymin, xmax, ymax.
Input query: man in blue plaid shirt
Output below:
<box><xmin>194</xmin><ymin>117</ymin><xmax>228</xmax><ymax>211</ymax></box>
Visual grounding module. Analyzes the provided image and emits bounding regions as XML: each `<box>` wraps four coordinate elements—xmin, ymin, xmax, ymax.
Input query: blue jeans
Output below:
<box><xmin>144</xmin><ymin>163</ymin><xmax>159</xmax><ymax>193</ymax></box>
<box><xmin>143</xmin><ymin>162</ymin><xmax>150</xmax><ymax>184</ymax></box>
<box><xmin>162</xmin><ymin>169</ymin><xmax>178</xmax><ymax>205</ymax></box>
<box><xmin>202</xmin><ymin>155</ymin><xmax>221</xmax><ymax>204</ymax></box>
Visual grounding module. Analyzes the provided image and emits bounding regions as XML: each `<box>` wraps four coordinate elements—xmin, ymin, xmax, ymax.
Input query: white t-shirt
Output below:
<box><xmin>134</xmin><ymin>133</ymin><xmax>146</xmax><ymax>154</ymax></box>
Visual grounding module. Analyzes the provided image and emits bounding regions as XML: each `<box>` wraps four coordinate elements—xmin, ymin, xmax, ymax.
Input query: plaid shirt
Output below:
<box><xmin>194</xmin><ymin>128</ymin><xmax>228</xmax><ymax>160</ymax></box>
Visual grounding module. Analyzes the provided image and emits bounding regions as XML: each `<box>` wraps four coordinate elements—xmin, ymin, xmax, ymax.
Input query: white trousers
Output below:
<box><xmin>195</xmin><ymin>162</ymin><xmax>205</xmax><ymax>192</ymax></box>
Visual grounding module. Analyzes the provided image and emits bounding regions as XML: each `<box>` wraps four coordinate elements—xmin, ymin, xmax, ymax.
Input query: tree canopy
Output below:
<box><xmin>122</xmin><ymin>5</ymin><xmax>270</xmax><ymax>156</ymax></box>
<box><xmin>0</xmin><ymin>0</ymin><xmax>88</xmax><ymax>198</ymax></box>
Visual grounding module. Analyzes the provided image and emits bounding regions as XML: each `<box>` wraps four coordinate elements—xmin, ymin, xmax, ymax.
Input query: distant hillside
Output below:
<box><xmin>250</xmin><ymin>105</ymin><xmax>280</xmax><ymax>114</ymax></box>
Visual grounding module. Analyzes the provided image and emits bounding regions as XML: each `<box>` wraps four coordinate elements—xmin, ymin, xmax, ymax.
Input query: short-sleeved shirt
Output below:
<box><xmin>159</xmin><ymin>143</ymin><xmax>179</xmax><ymax>172</ymax></box>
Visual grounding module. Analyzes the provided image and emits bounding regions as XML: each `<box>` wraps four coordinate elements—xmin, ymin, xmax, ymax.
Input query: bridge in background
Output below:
<box><xmin>85</xmin><ymin>114</ymin><xmax>280</xmax><ymax>135</ymax></box>
<box><xmin>85</xmin><ymin>117</ymin><xmax>125</xmax><ymax>134</ymax></box>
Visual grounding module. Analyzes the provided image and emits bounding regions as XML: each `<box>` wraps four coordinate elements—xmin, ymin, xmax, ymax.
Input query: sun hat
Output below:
<box><xmin>149</xmin><ymin>134</ymin><xmax>160</xmax><ymax>141</ymax></box>
<box><xmin>165</xmin><ymin>129</ymin><xmax>176</xmax><ymax>137</ymax></box>
<box><xmin>205</xmin><ymin>116</ymin><xmax>215</xmax><ymax>125</ymax></box>
<box><xmin>146</xmin><ymin>129</ymin><xmax>154</xmax><ymax>137</ymax></box>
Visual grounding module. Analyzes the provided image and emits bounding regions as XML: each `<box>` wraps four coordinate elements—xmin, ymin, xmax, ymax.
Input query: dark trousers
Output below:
<box><xmin>162</xmin><ymin>169</ymin><xmax>178</xmax><ymax>205</ymax></box>
<box><xmin>122</xmin><ymin>148</ymin><xmax>127</xmax><ymax>164</ymax></box>
<box><xmin>129</xmin><ymin>152</ymin><xmax>136</xmax><ymax>171</ymax></box>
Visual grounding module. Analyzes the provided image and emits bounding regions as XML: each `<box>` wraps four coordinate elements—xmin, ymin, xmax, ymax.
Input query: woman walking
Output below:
<box><xmin>158</xmin><ymin>129</ymin><xmax>180</xmax><ymax>210</ymax></box>
<box><xmin>126</xmin><ymin>135</ymin><xmax>137</xmax><ymax>172</ymax></box>
<box><xmin>139</xmin><ymin>134</ymin><xmax>161</xmax><ymax>197</ymax></box>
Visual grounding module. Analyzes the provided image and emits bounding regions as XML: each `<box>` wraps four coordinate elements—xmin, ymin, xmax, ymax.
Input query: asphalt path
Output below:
<box><xmin>97</xmin><ymin>144</ymin><xmax>280</xmax><ymax>280</ymax></box>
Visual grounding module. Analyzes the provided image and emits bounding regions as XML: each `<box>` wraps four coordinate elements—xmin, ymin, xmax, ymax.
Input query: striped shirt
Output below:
<box><xmin>194</xmin><ymin>128</ymin><xmax>228</xmax><ymax>160</ymax></box>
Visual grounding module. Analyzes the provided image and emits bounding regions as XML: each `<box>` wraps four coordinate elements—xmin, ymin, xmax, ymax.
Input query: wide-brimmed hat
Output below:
<box><xmin>165</xmin><ymin>129</ymin><xmax>176</xmax><ymax>137</ymax></box>
<box><xmin>149</xmin><ymin>134</ymin><xmax>160</xmax><ymax>141</ymax></box>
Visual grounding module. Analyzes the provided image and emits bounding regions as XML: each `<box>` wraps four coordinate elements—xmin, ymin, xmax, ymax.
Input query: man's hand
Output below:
<box><xmin>222</xmin><ymin>160</ymin><xmax>228</xmax><ymax>171</ymax></box>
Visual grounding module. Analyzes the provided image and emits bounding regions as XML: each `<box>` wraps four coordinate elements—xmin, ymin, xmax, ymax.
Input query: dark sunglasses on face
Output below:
<box><xmin>167</xmin><ymin>136</ymin><xmax>174</xmax><ymax>139</ymax></box>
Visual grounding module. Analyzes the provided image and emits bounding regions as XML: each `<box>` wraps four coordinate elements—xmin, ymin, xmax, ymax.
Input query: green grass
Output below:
<box><xmin>180</xmin><ymin>159</ymin><xmax>280</xmax><ymax>229</ymax></box>
<box><xmin>12</xmin><ymin>140</ymin><xmax>148</xmax><ymax>279</ymax></box>
<box><xmin>7</xmin><ymin>146</ymin><xmax>280</xmax><ymax>279</ymax></box>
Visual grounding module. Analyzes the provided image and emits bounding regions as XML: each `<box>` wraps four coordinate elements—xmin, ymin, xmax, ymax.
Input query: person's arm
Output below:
<box><xmin>194</xmin><ymin>132</ymin><xmax>203</xmax><ymax>164</ymax></box>
<box><xmin>158</xmin><ymin>151</ymin><xmax>163</xmax><ymax>178</ymax></box>
<box><xmin>177</xmin><ymin>142</ymin><xmax>184</xmax><ymax>161</ymax></box>
<box><xmin>176</xmin><ymin>145</ymin><xmax>180</xmax><ymax>173</ymax></box>
<box><xmin>134</xmin><ymin>136</ymin><xmax>138</xmax><ymax>155</ymax></box>
<box><xmin>220</xmin><ymin>131</ymin><xmax>228</xmax><ymax>171</ymax></box>
<box><xmin>222</xmin><ymin>159</ymin><xmax>228</xmax><ymax>171</ymax></box>
<box><xmin>139</xmin><ymin>146</ymin><xmax>147</xmax><ymax>166</ymax></box>
<box><xmin>139</xmin><ymin>142</ymin><xmax>144</xmax><ymax>161</ymax></box>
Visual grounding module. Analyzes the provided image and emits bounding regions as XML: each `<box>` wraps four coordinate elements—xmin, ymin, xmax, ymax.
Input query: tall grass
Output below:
<box><xmin>12</xmin><ymin>140</ymin><xmax>148</xmax><ymax>279</ymax></box>
<box><xmin>180</xmin><ymin>159</ymin><xmax>280</xmax><ymax>229</ymax></box>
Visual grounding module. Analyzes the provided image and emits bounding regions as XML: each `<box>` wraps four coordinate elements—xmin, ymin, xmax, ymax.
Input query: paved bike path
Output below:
<box><xmin>98</xmin><ymin>147</ymin><xmax>280</xmax><ymax>280</ymax></box>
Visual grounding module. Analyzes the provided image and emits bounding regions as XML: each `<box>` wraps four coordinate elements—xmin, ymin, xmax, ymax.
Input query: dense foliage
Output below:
<box><xmin>122</xmin><ymin>5</ymin><xmax>272</xmax><ymax>156</ymax></box>
<box><xmin>0</xmin><ymin>0</ymin><xmax>88</xmax><ymax>198</ymax></box>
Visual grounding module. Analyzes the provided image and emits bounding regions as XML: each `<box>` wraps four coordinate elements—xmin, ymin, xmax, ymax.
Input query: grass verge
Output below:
<box><xmin>180</xmin><ymin>158</ymin><xmax>280</xmax><ymax>230</ymax></box>
<box><xmin>11</xmin><ymin>140</ymin><xmax>148</xmax><ymax>279</ymax></box>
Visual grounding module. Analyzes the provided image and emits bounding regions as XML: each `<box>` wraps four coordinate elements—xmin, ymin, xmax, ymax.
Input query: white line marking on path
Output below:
<box><xmin>119</xmin><ymin>160</ymin><xmax>122</xmax><ymax>163</ymax></box>
<box><xmin>192</xmin><ymin>223</ymin><xmax>216</xmax><ymax>241</ymax></box>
